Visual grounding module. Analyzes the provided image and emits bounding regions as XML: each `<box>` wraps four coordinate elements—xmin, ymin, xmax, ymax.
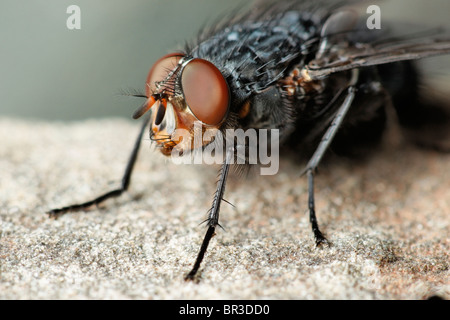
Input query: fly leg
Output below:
<box><xmin>48</xmin><ymin>115</ymin><xmax>150</xmax><ymax>218</ymax></box>
<box><xmin>303</xmin><ymin>85</ymin><xmax>357</xmax><ymax>246</ymax></box>
<box><xmin>185</xmin><ymin>147</ymin><xmax>233</xmax><ymax>281</ymax></box>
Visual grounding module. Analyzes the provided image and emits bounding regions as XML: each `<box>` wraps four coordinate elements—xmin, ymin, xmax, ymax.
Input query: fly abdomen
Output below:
<box><xmin>379</xmin><ymin>60</ymin><xmax>450</xmax><ymax>151</ymax></box>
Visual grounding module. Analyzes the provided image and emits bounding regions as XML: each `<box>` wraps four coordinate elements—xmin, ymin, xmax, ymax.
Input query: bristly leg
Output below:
<box><xmin>307</xmin><ymin>168</ymin><xmax>328</xmax><ymax>246</ymax></box>
<box><xmin>47</xmin><ymin>115</ymin><xmax>150</xmax><ymax>218</ymax></box>
<box><xmin>302</xmin><ymin>83</ymin><xmax>357</xmax><ymax>247</ymax></box>
<box><xmin>185</xmin><ymin>147</ymin><xmax>233</xmax><ymax>281</ymax></box>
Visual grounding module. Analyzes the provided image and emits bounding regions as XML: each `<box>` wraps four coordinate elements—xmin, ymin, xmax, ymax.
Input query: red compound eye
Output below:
<box><xmin>133</xmin><ymin>53</ymin><xmax>183</xmax><ymax>119</ymax></box>
<box><xmin>146</xmin><ymin>53</ymin><xmax>183</xmax><ymax>96</ymax></box>
<box><xmin>181</xmin><ymin>59</ymin><xmax>229</xmax><ymax>125</ymax></box>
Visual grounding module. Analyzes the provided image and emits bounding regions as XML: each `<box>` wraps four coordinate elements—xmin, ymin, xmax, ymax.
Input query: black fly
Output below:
<box><xmin>48</xmin><ymin>0</ymin><xmax>450</xmax><ymax>281</ymax></box>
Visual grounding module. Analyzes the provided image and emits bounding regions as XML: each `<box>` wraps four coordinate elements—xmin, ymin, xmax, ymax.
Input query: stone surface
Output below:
<box><xmin>0</xmin><ymin>118</ymin><xmax>448</xmax><ymax>299</ymax></box>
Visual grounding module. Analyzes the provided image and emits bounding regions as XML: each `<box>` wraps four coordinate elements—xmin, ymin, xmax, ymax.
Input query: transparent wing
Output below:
<box><xmin>306</xmin><ymin>37</ymin><xmax>450</xmax><ymax>80</ymax></box>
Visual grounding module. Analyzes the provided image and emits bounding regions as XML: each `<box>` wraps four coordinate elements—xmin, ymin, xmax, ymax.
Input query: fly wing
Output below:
<box><xmin>306</xmin><ymin>38</ymin><xmax>450</xmax><ymax>80</ymax></box>
<box><xmin>305</xmin><ymin>26</ymin><xmax>450</xmax><ymax>151</ymax></box>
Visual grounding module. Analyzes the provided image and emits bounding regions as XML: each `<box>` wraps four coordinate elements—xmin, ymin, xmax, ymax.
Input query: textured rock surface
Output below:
<box><xmin>0</xmin><ymin>118</ymin><xmax>448</xmax><ymax>299</ymax></box>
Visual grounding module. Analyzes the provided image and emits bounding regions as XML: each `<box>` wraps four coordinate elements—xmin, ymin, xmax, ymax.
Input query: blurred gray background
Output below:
<box><xmin>1</xmin><ymin>0</ymin><xmax>449</xmax><ymax>121</ymax></box>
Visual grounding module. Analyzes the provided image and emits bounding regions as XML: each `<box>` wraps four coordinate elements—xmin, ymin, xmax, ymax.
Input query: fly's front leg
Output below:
<box><xmin>303</xmin><ymin>85</ymin><xmax>357</xmax><ymax>246</ymax></box>
<box><xmin>185</xmin><ymin>147</ymin><xmax>233</xmax><ymax>281</ymax></box>
<box><xmin>48</xmin><ymin>115</ymin><xmax>150</xmax><ymax>218</ymax></box>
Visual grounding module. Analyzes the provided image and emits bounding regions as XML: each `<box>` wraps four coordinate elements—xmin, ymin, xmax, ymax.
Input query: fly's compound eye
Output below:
<box><xmin>146</xmin><ymin>53</ymin><xmax>183</xmax><ymax>96</ymax></box>
<box><xmin>181</xmin><ymin>59</ymin><xmax>230</xmax><ymax>126</ymax></box>
<box><xmin>133</xmin><ymin>53</ymin><xmax>183</xmax><ymax>119</ymax></box>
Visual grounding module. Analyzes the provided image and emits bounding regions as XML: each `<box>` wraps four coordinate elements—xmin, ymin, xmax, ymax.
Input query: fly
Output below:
<box><xmin>48</xmin><ymin>0</ymin><xmax>450</xmax><ymax>281</ymax></box>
